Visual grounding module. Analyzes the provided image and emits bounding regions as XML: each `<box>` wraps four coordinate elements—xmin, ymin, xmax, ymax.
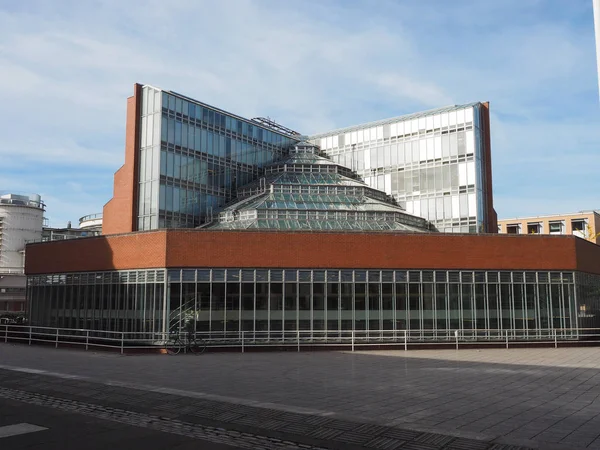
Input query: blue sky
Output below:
<box><xmin>0</xmin><ymin>0</ymin><xmax>598</xmax><ymax>226</ymax></box>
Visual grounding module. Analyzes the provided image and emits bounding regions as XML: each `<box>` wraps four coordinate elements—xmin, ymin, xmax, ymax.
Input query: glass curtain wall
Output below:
<box><xmin>137</xmin><ymin>86</ymin><xmax>298</xmax><ymax>230</ymax></box>
<box><xmin>28</xmin><ymin>268</ymin><xmax>585</xmax><ymax>339</ymax></box>
<box><xmin>310</xmin><ymin>104</ymin><xmax>489</xmax><ymax>233</ymax></box>
<box><xmin>28</xmin><ymin>270</ymin><xmax>166</xmax><ymax>335</ymax></box>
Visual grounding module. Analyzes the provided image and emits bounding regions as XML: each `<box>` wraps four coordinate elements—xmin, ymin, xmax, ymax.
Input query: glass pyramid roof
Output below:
<box><xmin>206</xmin><ymin>142</ymin><xmax>434</xmax><ymax>232</ymax></box>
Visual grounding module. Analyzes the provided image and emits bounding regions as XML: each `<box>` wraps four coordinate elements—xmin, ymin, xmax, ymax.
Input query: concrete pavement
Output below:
<box><xmin>2</xmin><ymin>344</ymin><xmax>600</xmax><ymax>448</ymax></box>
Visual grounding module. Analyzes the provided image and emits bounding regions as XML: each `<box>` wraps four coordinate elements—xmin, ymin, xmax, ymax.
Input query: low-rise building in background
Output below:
<box><xmin>498</xmin><ymin>211</ymin><xmax>600</xmax><ymax>244</ymax></box>
<box><xmin>0</xmin><ymin>193</ymin><xmax>44</xmax><ymax>315</ymax></box>
<box><xmin>42</xmin><ymin>213</ymin><xmax>102</xmax><ymax>242</ymax></box>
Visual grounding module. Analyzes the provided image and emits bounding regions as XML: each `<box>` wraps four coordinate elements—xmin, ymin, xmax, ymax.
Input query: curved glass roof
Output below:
<box><xmin>206</xmin><ymin>141</ymin><xmax>434</xmax><ymax>232</ymax></box>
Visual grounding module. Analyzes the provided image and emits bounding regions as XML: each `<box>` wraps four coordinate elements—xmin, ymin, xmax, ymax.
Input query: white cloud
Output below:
<box><xmin>0</xmin><ymin>0</ymin><xmax>598</xmax><ymax>225</ymax></box>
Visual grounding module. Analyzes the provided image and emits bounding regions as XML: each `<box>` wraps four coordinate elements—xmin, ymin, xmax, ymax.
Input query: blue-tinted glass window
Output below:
<box><xmin>161</xmin><ymin>115</ymin><xmax>168</xmax><ymax>142</ymax></box>
<box><xmin>166</xmin><ymin>152</ymin><xmax>174</xmax><ymax>177</ymax></box>
<box><xmin>172</xmin><ymin>153</ymin><xmax>180</xmax><ymax>179</ymax></box>
<box><xmin>214</xmin><ymin>112</ymin><xmax>222</xmax><ymax>128</ymax></box>
<box><xmin>160</xmin><ymin>150</ymin><xmax>167</xmax><ymax>176</ymax></box>
<box><xmin>159</xmin><ymin>184</ymin><xmax>165</xmax><ymax>211</ymax></box>
<box><xmin>201</xmin><ymin>129</ymin><xmax>207</xmax><ymax>154</ymax></box>
<box><xmin>175</xmin><ymin>120</ymin><xmax>182</xmax><ymax>146</ymax></box>
<box><xmin>285</xmin><ymin>270</ymin><xmax>297</xmax><ymax>281</ymax></box>
<box><xmin>207</xmin><ymin>132</ymin><xmax>214</xmax><ymax>155</ymax></box>
<box><xmin>165</xmin><ymin>185</ymin><xmax>173</xmax><ymax>211</ymax></box>
<box><xmin>173</xmin><ymin>186</ymin><xmax>180</xmax><ymax>212</ymax></box>
<box><xmin>167</xmin><ymin>118</ymin><xmax>175</xmax><ymax>144</ymax></box>
<box><xmin>180</xmin><ymin>155</ymin><xmax>187</xmax><ymax>181</ymax></box>
<box><xmin>182</xmin><ymin>123</ymin><xmax>188</xmax><ymax>148</ymax></box>
<box><xmin>188</xmin><ymin>103</ymin><xmax>195</xmax><ymax>119</ymax></box>
<box><xmin>188</xmin><ymin>125</ymin><xmax>194</xmax><ymax>150</ymax></box>
<box><xmin>194</xmin><ymin>126</ymin><xmax>201</xmax><ymax>151</ymax></box>
<box><xmin>168</xmin><ymin>94</ymin><xmax>176</xmax><ymax>111</ymax></box>
<box><xmin>218</xmin><ymin>135</ymin><xmax>225</xmax><ymax>158</ymax></box>
<box><xmin>225</xmin><ymin>138</ymin><xmax>231</xmax><ymax>158</ymax></box>
<box><xmin>175</xmin><ymin>97</ymin><xmax>182</xmax><ymax>114</ymax></box>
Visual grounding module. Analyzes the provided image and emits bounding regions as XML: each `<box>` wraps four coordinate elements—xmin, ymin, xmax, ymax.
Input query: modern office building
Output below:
<box><xmin>24</xmin><ymin>83</ymin><xmax>600</xmax><ymax>344</ymax></box>
<box><xmin>309</xmin><ymin>103</ymin><xmax>496</xmax><ymax>233</ymax></box>
<box><xmin>102</xmin><ymin>84</ymin><xmax>495</xmax><ymax>235</ymax></box>
<box><xmin>498</xmin><ymin>211</ymin><xmax>600</xmax><ymax>244</ymax></box>
<box><xmin>103</xmin><ymin>84</ymin><xmax>299</xmax><ymax>234</ymax></box>
<box><xmin>0</xmin><ymin>193</ymin><xmax>44</xmax><ymax>314</ymax></box>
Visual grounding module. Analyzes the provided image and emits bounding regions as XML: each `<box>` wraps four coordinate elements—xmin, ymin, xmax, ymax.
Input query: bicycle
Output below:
<box><xmin>165</xmin><ymin>332</ymin><xmax>207</xmax><ymax>355</ymax></box>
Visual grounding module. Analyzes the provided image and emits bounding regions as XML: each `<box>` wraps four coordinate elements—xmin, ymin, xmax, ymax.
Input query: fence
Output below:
<box><xmin>1</xmin><ymin>325</ymin><xmax>599</xmax><ymax>354</ymax></box>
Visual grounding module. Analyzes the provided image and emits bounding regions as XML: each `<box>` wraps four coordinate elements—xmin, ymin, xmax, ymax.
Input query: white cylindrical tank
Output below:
<box><xmin>0</xmin><ymin>194</ymin><xmax>44</xmax><ymax>273</ymax></box>
<box><xmin>79</xmin><ymin>213</ymin><xmax>103</xmax><ymax>232</ymax></box>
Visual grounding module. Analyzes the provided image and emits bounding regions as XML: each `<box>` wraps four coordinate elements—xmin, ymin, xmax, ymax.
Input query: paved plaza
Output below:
<box><xmin>2</xmin><ymin>344</ymin><xmax>600</xmax><ymax>449</ymax></box>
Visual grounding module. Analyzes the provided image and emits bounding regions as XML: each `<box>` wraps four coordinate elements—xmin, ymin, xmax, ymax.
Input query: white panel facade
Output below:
<box><xmin>310</xmin><ymin>104</ymin><xmax>490</xmax><ymax>233</ymax></box>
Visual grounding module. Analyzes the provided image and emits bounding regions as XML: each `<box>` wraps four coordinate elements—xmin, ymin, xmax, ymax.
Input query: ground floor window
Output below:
<box><xmin>27</xmin><ymin>268</ymin><xmax>597</xmax><ymax>340</ymax></box>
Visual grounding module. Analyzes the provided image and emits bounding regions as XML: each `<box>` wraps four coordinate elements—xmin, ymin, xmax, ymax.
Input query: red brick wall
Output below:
<box><xmin>25</xmin><ymin>232</ymin><xmax>167</xmax><ymax>274</ymax></box>
<box><xmin>102</xmin><ymin>83</ymin><xmax>142</xmax><ymax>235</ymax></box>
<box><xmin>575</xmin><ymin>238</ymin><xmax>600</xmax><ymax>275</ymax></box>
<box><xmin>25</xmin><ymin>230</ymin><xmax>600</xmax><ymax>275</ymax></box>
<box><xmin>479</xmin><ymin>102</ymin><xmax>497</xmax><ymax>233</ymax></box>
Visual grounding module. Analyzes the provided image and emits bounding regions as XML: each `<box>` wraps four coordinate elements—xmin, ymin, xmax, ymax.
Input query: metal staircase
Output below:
<box><xmin>168</xmin><ymin>296</ymin><xmax>197</xmax><ymax>334</ymax></box>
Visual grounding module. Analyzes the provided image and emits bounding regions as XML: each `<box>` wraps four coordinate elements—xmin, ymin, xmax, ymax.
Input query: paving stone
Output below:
<box><xmin>278</xmin><ymin>422</ymin><xmax>316</xmax><ymax>435</ymax></box>
<box><xmin>445</xmin><ymin>437</ymin><xmax>490</xmax><ymax>450</ymax></box>
<box><xmin>364</xmin><ymin>436</ymin><xmax>406</xmax><ymax>449</ymax></box>
<box><xmin>307</xmin><ymin>427</ymin><xmax>343</xmax><ymax>440</ymax></box>
<box><xmin>354</xmin><ymin>423</ymin><xmax>392</xmax><ymax>436</ymax></box>
<box><xmin>399</xmin><ymin>442</ymin><xmax>439</xmax><ymax>450</ymax></box>
<box><xmin>383</xmin><ymin>428</ymin><xmax>422</xmax><ymax>441</ymax></box>
<box><xmin>322</xmin><ymin>418</ymin><xmax>359</xmax><ymax>431</ymax></box>
<box><xmin>331</xmin><ymin>431</ymin><xmax>373</xmax><ymax>445</ymax></box>
<box><xmin>414</xmin><ymin>432</ymin><xmax>455</xmax><ymax>446</ymax></box>
<box><xmin>0</xmin><ymin>386</ymin><xmax>328</xmax><ymax>450</ymax></box>
<box><xmin>488</xmin><ymin>445</ymin><xmax>533</xmax><ymax>450</ymax></box>
<box><xmin>3</xmin><ymin>346</ymin><xmax>600</xmax><ymax>450</ymax></box>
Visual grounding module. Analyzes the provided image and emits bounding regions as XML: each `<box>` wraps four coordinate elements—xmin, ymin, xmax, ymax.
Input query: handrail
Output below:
<box><xmin>1</xmin><ymin>325</ymin><xmax>598</xmax><ymax>354</ymax></box>
<box><xmin>79</xmin><ymin>213</ymin><xmax>103</xmax><ymax>223</ymax></box>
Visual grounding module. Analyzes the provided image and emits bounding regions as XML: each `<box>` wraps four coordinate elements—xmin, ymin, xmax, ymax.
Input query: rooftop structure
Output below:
<box><xmin>209</xmin><ymin>141</ymin><xmax>433</xmax><ymax>232</ymax></box>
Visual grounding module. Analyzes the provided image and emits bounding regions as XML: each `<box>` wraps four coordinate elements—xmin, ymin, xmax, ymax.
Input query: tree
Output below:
<box><xmin>585</xmin><ymin>224</ymin><xmax>600</xmax><ymax>243</ymax></box>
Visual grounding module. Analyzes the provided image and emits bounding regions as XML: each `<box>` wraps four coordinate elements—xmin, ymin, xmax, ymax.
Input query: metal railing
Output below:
<box><xmin>79</xmin><ymin>213</ymin><xmax>103</xmax><ymax>223</ymax></box>
<box><xmin>0</xmin><ymin>326</ymin><xmax>598</xmax><ymax>354</ymax></box>
<box><xmin>0</xmin><ymin>268</ymin><xmax>25</xmax><ymax>275</ymax></box>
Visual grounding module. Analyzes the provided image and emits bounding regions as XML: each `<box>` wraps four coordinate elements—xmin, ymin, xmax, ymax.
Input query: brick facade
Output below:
<box><xmin>102</xmin><ymin>83</ymin><xmax>142</xmax><ymax>235</ymax></box>
<box><xmin>24</xmin><ymin>230</ymin><xmax>600</xmax><ymax>275</ymax></box>
<box><xmin>480</xmin><ymin>102</ymin><xmax>498</xmax><ymax>233</ymax></box>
